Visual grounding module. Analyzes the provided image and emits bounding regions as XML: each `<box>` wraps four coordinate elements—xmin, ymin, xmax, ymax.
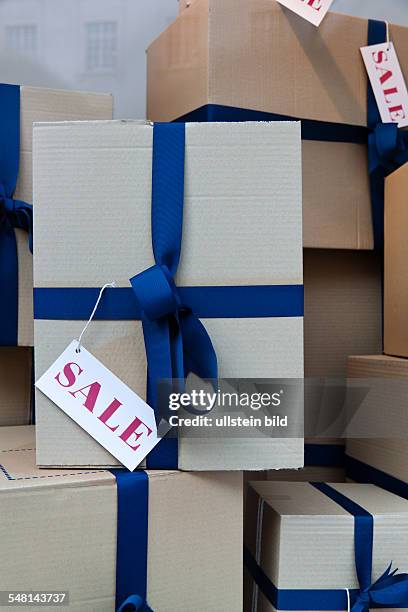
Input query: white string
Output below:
<box><xmin>76</xmin><ymin>282</ymin><xmax>116</xmax><ymax>353</ymax></box>
<box><xmin>386</xmin><ymin>21</ymin><xmax>390</xmax><ymax>50</ymax></box>
<box><xmin>345</xmin><ymin>588</ymin><xmax>351</xmax><ymax>612</ymax></box>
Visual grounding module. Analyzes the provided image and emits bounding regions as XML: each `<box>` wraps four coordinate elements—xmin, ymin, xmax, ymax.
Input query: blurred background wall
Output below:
<box><xmin>0</xmin><ymin>0</ymin><xmax>407</xmax><ymax>119</ymax></box>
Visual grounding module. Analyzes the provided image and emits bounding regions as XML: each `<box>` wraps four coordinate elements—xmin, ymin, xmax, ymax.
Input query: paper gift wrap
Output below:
<box><xmin>0</xmin><ymin>426</ymin><xmax>242</xmax><ymax>611</ymax></box>
<box><xmin>346</xmin><ymin>355</ymin><xmax>408</xmax><ymax>501</ymax></box>
<box><xmin>304</xmin><ymin>250</ymin><xmax>382</xmax><ymax>467</ymax></box>
<box><xmin>147</xmin><ymin>0</ymin><xmax>408</xmax><ymax>250</ymax></box>
<box><xmin>0</xmin><ymin>348</ymin><xmax>33</xmax><ymax>426</ymax></box>
<box><xmin>245</xmin><ymin>481</ymin><xmax>408</xmax><ymax>611</ymax></box>
<box><xmin>385</xmin><ymin>162</ymin><xmax>408</xmax><ymax>358</ymax></box>
<box><xmin>0</xmin><ymin>84</ymin><xmax>113</xmax><ymax>348</ymax></box>
<box><xmin>33</xmin><ymin>120</ymin><xmax>304</xmax><ymax>470</ymax></box>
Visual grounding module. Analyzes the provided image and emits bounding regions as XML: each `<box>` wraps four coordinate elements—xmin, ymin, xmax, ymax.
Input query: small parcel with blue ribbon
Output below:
<box><xmin>346</xmin><ymin>355</ymin><xmax>408</xmax><ymax>502</ymax></box>
<box><xmin>33</xmin><ymin>119</ymin><xmax>304</xmax><ymax>471</ymax></box>
<box><xmin>245</xmin><ymin>481</ymin><xmax>408</xmax><ymax>611</ymax></box>
<box><xmin>0</xmin><ymin>84</ymin><xmax>113</xmax><ymax>348</ymax></box>
<box><xmin>0</xmin><ymin>425</ymin><xmax>243</xmax><ymax>611</ymax></box>
<box><xmin>147</xmin><ymin>0</ymin><xmax>408</xmax><ymax>250</ymax></box>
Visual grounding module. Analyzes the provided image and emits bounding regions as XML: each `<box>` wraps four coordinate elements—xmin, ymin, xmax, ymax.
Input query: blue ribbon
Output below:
<box><xmin>111</xmin><ymin>469</ymin><xmax>154</xmax><ymax>612</ymax></box>
<box><xmin>177</xmin><ymin>20</ymin><xmax>408</xmax><ymax>252</ymax></box>
<box><xmin>34</xmin><ymin>122</ymin><xmax>304</xmax><ymax>469</ymax></box>
<box><xmin>33</xmin><ymin>285</ymin><xmax>304</xmax><ymax>320</ymax></box>
<box><xmin>129</xmin><ymin>123</ymin><xmax>217</xmax><ymax>468</ymax></box>
<box><xmin>0</xmin><ymin>83</ymin><xmax>33</xmax><ymax>346</ymax></box>
<box><xmin>346</xmin><ymin>455</ymin><xmax>408</xmax><ymax>501</ymax></box>
<box><xmin>245</xmin><ymin>482</ymin><xmax>408</xmax><ymax>610</ymax></box>
<box><xmin>304</xmin><ymin>443</ymin><xmax>345</xmax><ymax>468</ymax></box>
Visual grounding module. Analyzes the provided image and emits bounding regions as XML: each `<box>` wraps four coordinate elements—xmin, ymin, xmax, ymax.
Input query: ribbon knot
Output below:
<box><xmin>117</xmin><ymin>594</ymin><xmax>153</xmax><ymax>612</ymax></box>
<box><xmin>351</xmin><ymin>563</ymin><xmax>408</xmax><ymax>612</ymax></box>
<box><xmin>131</xmin><ymin>264</ymin><xmax>182</xmax><ymax>322</ymax></box>
<box><xmin>0</xmin><ymin>181</ymin><xmax>33</xmax><ymax>251</ymax></box>
<box><xmin>369</xmin><ymin>122</ymin><xmax>408</xmax><ymax>174</ymax></box>
<box><xmin>351</xmin><ymin>588</ymin><xmax>370</xmax><ymax>612</ymax></box>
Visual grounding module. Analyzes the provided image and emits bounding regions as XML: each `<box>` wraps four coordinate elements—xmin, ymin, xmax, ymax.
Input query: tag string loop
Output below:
<box><xmin>76</xmin><ymin>282</ymin><xmax>116</xmax><ymax>352</ymax></box>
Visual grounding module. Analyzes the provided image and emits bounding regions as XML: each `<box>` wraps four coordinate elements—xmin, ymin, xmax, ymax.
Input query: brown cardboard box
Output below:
<box><xmin>244</xmin><ymin>481</ymin><xmax>408</xmax><ymax>611</ymax></box>
<box><xmin>34</xmin><ymin>120</ymin><xmax>304</xmax><ymax>471</ymax></box>
<box><xmin>304</xmin><ymin>250</ymin><xmax>382</xmax><ymax>451</ymax></box>
<box><xmin>346</xmin><ymin>355</ymin><xmax>408</xmax><ymax>488</ymax></box>
<box><xmin>147</xmin><ymin>0</ymin><xmax>408</xmax><ymax>249</ymax></box>
<box><xmin>0</xmin><ymin>426</ymin><xmax>243</xmax><ymax>611</ymax></box>
<box><xmin>0</xmin><ymin>348</ymin><xmax>32</xmax><ymax>426</ymax></box>
<box><xmin>6</xmin><ymin>86</ymin><xmax>113</xmax><ymax>347</ymax></box>
<box><xmin>385</xmin><ymin>163</ymin><xmax>408</xmax><ymax>358</ymax></box>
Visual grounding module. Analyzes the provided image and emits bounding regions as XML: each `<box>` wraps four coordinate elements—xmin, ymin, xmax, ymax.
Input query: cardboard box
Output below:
<box><xmin>304</xmin><ymin>249</ymin><xmax>382</xmax><ymax>458</ymax></box>
<box><xmin>2</xmin><ymin>85</ymin><xmax>113</xmax><ymax>347</ymax></box>
<box><xmin>33</xmin><ymin>120</ymin><xmax>304</xmax><ymax>470</ymax></box>
<box><xmin>0</xmin><ymin>348</ymin><xmax>32</xmax><ymax>426</ymax></box>
<box><xmin>245</xmin><ymin>481</ymin><xmax>408</xmax><ymax>611</ymax></box>
<box><xmin>346</xmin><ymin>355</ymin><xmax>408</xmax><ymax>499</ymax></box>
<box><xmin>0</xmin><ymin>425</ymin><xmax>243</xmax><ymax>611</ymax></box>
<box><xmin>385</xmin><ymin>163</ymin><xmax>408</xmax><ymax>358</ymax></box>
<box><xmin>147</xmin><ymin>0</ymin><xmax>408</xmax><ymax>249</ymax></box>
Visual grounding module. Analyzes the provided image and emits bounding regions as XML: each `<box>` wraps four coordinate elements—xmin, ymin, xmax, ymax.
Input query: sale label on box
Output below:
<box><xmin>35</xmin><ymin>341</ymin><xmax>161</xmax><ymax>470</ymax></box>
<box><xmin>361</xmin><ymin>42</ymin><xmax>408</xmax><ymax>128</ymax></box>
<box><xmin>276</xmin><ymin>0</ymin><xmax>334</xmax><ymax>27</ymax></box>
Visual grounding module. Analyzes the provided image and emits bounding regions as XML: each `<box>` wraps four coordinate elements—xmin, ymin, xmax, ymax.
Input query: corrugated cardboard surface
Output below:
<box><xmin>34</xmin><ymin>120</ymin><xmax>304</xmax><ymax>471</ymax></box>
<box><xmin>304</xmin><ymin>250</ymin><xmax>382</xmax><ymax>448</ymax></box>
<box><xmin>146</xmin><ymin>0</ymin><xmax>408</xmax><ymax>249</ymax></box>
<box><xmin>245</xmin><ymin>481</ymin><xmax>408</xmax><ymax>612</ymax></box>
<box><xmin>12</xmin><ymin>86</ymin><xmax>113</xmax><ymax>347</ymax></box>
<box><xmin>346</xmin><ymin>355</ymin><xmax>408</xmax><ymax>485</ymax></box>
<box><xmin>0</xmin><ymin>348</ymin><xmax>32</xmax><ymax>426</ymax></box>
<box><xmin>385</xmin><ymin>163</ymin><xmax>408</xmax><ymax>358</ymax></box>
<box><xmin>0</xmin><ymin>426</ymin><xmax>243</xmax><ymax>611</ymax></box>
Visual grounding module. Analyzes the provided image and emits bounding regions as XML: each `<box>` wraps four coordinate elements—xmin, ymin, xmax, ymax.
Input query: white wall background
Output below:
<box><xmin>0</xmin><ymin>0</ymin><xmax>407</xmax><ymax>119</ymax></box>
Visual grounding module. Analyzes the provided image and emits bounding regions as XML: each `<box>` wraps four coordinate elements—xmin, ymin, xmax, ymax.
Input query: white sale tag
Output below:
<box><xmin>35</xmin><ymin>341</ymin><xmax>161</xmax><ymax>471</ymax></box>
<box><xmin>361</xmin><ymin>42</ymin><xmax>408</xmax><ymax>128</ymax></box>
<box><xmin>276</xmin><ymin>0</ymin><xmax>333</xmax><ymax>27</ymax></box>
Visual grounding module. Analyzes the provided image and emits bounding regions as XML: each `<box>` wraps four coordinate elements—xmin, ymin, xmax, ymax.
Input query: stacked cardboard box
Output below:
<box><xmin>345</xmin><ymin>163</ymin><xmax>408</xmax><ymax>498</ymax></box>
<box><xmin>147</xmin><ymin>0</ymin><xmax>408</xmax><ymax>251</ymax></box>
<box><xmin>0</xmin><ymin>85</ymin><xmax>113</xmax><ymax>427</ymax></box>
<box><xmin>2</xmin><ymin>0</ymin><xmax>408</xmax><ymax>607</ymax></box>
<box><xmin>33</xmin><ymin>119</ymin><xmax>304</xmax><ymax>472</ymax></box>
<box><xmin>245</xmin><ymin>481</ymin><xmax>408</xmax><ymax>611</ymax></box>
<box><xmin>0</xmin><ymin>426</ymin><xmax>243</xmax><ymax>610</ymax></box>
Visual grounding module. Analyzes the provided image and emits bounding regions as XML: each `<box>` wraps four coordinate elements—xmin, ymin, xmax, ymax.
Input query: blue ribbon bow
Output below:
<box><xmin>129</xmin><ymin>123</ymin><xmax>218</xmax><ymax>464</ymax></box>
<box><xmin>0</xmin><ymin>83</ymin><xmax>33</xmax><ymax>346</ymax></box>
<box><xmin>351</xmin><ymin>563</ymin><xmax>408</xmax><ymax>612</ymax></box>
